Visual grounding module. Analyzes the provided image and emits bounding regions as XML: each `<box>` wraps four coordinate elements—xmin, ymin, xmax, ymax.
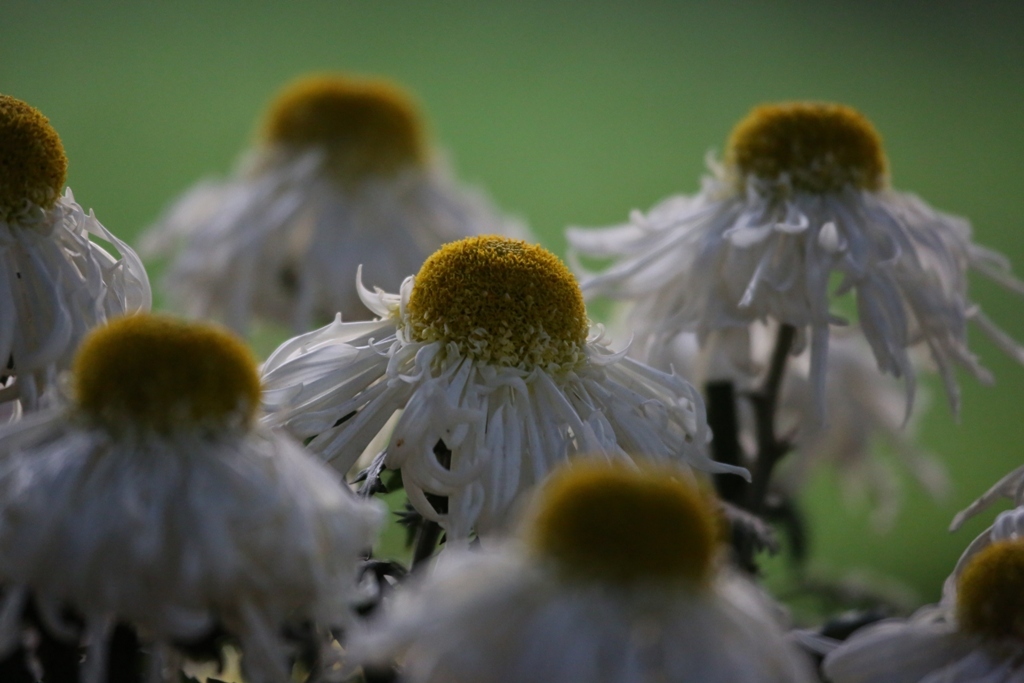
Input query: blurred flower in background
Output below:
<box><xmin>141</xmin><ymin>73</ymin><xmax>523</xmax><ymax>334</ymax></box>
<box><xmin>636</xmin><ymin>326</ymin><xmax>948</xmax><ymax>528</ymax></box>
<box><xmin>771</xmin><ymin>334</ymin><xmax>948</xmax><ymax>529</ymax></box>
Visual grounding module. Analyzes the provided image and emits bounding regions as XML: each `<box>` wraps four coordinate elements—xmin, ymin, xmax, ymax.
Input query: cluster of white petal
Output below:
<box><xmin>262</xmin><ymin>273</ymin><xmax>746</xmax><ymax>540</ymax></box>
<box><xmin>568</xmin><ymin>161</ymin><xmax>1024</xmax><ymax>417</ymax></box>
<box><xmin>142</xmin><ymin>147</ymin><xmax>523</xmax><ymax>333</ymax></box>
<box><xmin>0</xmin><ymin>190</ymin><xmax>150</xmax><ymax>411</ymax></box>
<box><xmin>0</xmin><ymin>408</ymin><xmax>383</xmax><ymax>683</ymax></box>
<box><xmin>354</xmin><ymin>545</ymin><xmax>815</xmax><ymax>683</ymax></box>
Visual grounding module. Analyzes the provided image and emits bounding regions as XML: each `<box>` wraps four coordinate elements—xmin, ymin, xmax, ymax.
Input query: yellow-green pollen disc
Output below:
<box><xmin>0</xmin><ymin>95</ymin><xmax>68</xmax><ymax>217</ymax></box>
<box><xmin>727</xmin><ymin>102</ymin><xmax>887</xmax><ymax>195</ymax></box>
<box><xmin>529</xmin><ymin>462</ymin><xmax>722</xmax><ymax>586</ymax></box>
<box><xmin>407</xmin><ymin>236</ymin><xmax>589</xmax><ymax>372</ymax></box>
<box><xmin>262</xmin><ymin>74</ymin><xmax>427</xmax><ymax>182</ymax></box>
<box><xmin>956</xmin><ymin>539</ymin><xmax>1024</xmax><ymax>641</ymax></box>
<box><xmin>74</xmin><ymin>314</ymin><xmax>261</xmax><ymax>434</ymax></box>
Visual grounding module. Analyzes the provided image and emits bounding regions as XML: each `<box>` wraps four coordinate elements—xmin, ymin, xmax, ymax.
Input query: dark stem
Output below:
<box><xmin>363</xmin><ymin>666</ymin><xmax>399</xmax><ymax>683</ymax></box>
<box><xmin>745</xmin><ymin>324</ymin><xmax>796</xmax><ymax>514</ymax></box>
<box><xmin>410</xmin><ymin>439</ymin><xmax>451</xmax><ymax>569</ymax></box>
<box><xmin>706</xmin><ymin>380</ymin><xmax>746</xmax><ymax>506</ymax></box>
<box><xmin>106</xmin><ymin>624</ymin><xmax>144</xmax><ymax>683</ymax></box>
<box><xmin>762</xmin><ymin>494</ymin><xmax>809</xmax><ymax>566</ymax></box>
<box><xmin>411</xmin><ymin>520</ymin><xmax>442</xmax><ymax>570</ymax></box>
<box><xmin>1</xmin><ymin>354</ymin><xmax>12</xmax><ymax>384</ymax></box>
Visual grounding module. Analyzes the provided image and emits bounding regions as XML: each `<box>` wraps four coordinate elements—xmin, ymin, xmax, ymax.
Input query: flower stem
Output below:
<box><xmin>409</xmin><ymin>440</ymin><xmax>451</xmax><ymax>569</ymax></box>
<box><xmin>745</xmin><ymin>324</ymin><xmax>796</xmax><ymax>514</ymax></box>
<box><xmin>411</xmin><ymin>520</ymin><xmax>442</xmax><ymax>569</ymax></box>
<box><xmin>707</xmin><ymin>380</ymin><xmax>746</xmax><ymax>506</ymax></box>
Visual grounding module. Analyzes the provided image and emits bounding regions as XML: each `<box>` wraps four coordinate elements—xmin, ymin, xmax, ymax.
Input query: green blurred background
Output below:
<box><xmin>3</xmin><ymin>0</ymin><xmax>1023</xmax><ymax>609</ymax></box>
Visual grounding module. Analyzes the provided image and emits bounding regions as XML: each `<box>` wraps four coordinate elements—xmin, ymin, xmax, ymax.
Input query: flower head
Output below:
<box><xmin>262</xmin><ymin>236</ymin><xmax>746</xmax><ymax>541</ymax></box>
<box><xmin>529</xmin><ymin>462</ymin><xmax>719</xmax><ymax>586</ymax></box>
<box><xmin>354</xmin><ymin>462</ymin><xmax>813</xmax><ymax>683</ymax></box>
<box><xmin>75</xmin><ymin>314</ymin><xmax>260</xmax><ymax>434</ymax></box>
<box><xmin>0</xmin><ymin>94</ymin><xmax>151</xmax><ymax>413</ymax></box>
<box><xmin>727</xmin><ymin>102</ymin><xmax>886</xmax><ymax>195</ymax></box>
<box><xmin>0</xmin><ymin>95</ymin><xmax>67</xmax><ymax>219</ymax></box>
<box><xmin>0</xmin><ymin>314</ymin><xmax>382</xmax><ymax>682</ymax></box>
<box><xmin>408</xmin><ymin>235</ymin><xmax>588</xmax><ymax>370</ymax></box>
<box><xmin>568</xmin><ymin>101</ymin><xmax>1024</xmax><ymax>417</ymax></box>
<box><xmin>956</xmin><ymin>539</ymin><xmax>1024</xmax><ymax>642</ymax></box>
<box><xmin>262</xmin><ymin>75</ymin><xmax>427</xmax><ymax>181</ymax></box>
<box><xmin>142</xmin><ymin>73</ymin><xmax>522</xmax><ymax>332</ymax></box>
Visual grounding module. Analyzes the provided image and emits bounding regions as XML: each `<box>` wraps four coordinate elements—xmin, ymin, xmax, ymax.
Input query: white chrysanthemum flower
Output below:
<box><xmin>0</xmin><ymin>315</ymin><xmax>383</xmax><ymax>683</ymax></box>
<box><xmin>141</xmin><ymin>74</ymin><xmax>522</xmax><ymax>333</ymax></box>
<box><xmin>0</xmin><ymin>94</ymin><xmax>151</xmax><ymax>412</ymax></box>
<box><xmin>262</xmin><ymin>236</ymin><xmax>747</xmax><ymax>541</ymax></box>
<box><xmin>354</xmin><ymin>463</ymin><xmax>815</xmax><ymax>683</ymax></box>
<box><xmin>823</xmin><ymin>537</ymin><xmax>1024</xmax><ymax>683</ymax></box>
<box><xmin>567</xmin><ymin>102</ymin><xmax>1024</xmax><ymax>416</ymax></box>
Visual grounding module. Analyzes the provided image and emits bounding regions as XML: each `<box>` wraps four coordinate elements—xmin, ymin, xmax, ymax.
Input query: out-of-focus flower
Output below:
<box><xmin>0</xmin><ymin>94</ymin><xmax>150</xmax><ymax>412</ymax></box>
<box><xmin>773</xmin><ymin>335</ymin><xmax>947</xmax><ymax>528</ymax></box>
<box><xmin>262</xmin><ymin>235</ymin><xmax>746</xmax><ymax>541</ymax></box>
<box><xmin>142</xmin><ymin>74</ymin><xmax>522</xmax><ymax>334</ymax></box>
<box><xmin>648</xmin><ymin>326</ymin><xmax>947</xmax><ymax>527</ymax></box>
<box><xmin>354</xmin><ymin>462</ymin><xmax>814</xmax><ymax>683</ymax></box>
<box><xmin>824</xmin><ymin>537</ymin><xmax>1024</xmax><ymax>683</ymax></box>
<box><xmin>568</xmin><ymin>102</ymin><xmax>1024</xmax><ymax>417</ymax></box>
<box><xmin>0</xmin><ymin>315</ymin><xmax>383</xmax><ymax>683</ymax></box>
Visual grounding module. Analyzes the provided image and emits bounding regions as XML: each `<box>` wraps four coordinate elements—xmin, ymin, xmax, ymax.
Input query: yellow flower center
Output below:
<box><xmin>529</xmin><ymin>462</ymin><xmax>721</xmax><ymax>586</ymax></box>
<box><xmin>727</xmin><ymin>102</ymin><xmax>887</xmax><ymax>195</ymax></box>
<box><xmin>406</xmin><ymin>236</ymin><xmax>589</xmax><ymax>372</ymax></box>
<box><xmin>0</xmin><ymin>95</ymin><xmax>67</xmax><ymax>218</ymax></box>
<box><xmin>74</xmin><ymin>315</ymin><xmax>261</xmax><ymax>435</ymax></box>
<box><xmin>262</xmin><ymin>74</ymin><xmax>427</xmax><ymax>183</ymax></box>
<box><xmin>956</xmin><ymin>539</ymin><xmax>1024</xmax><ymax>642</ymax></box>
